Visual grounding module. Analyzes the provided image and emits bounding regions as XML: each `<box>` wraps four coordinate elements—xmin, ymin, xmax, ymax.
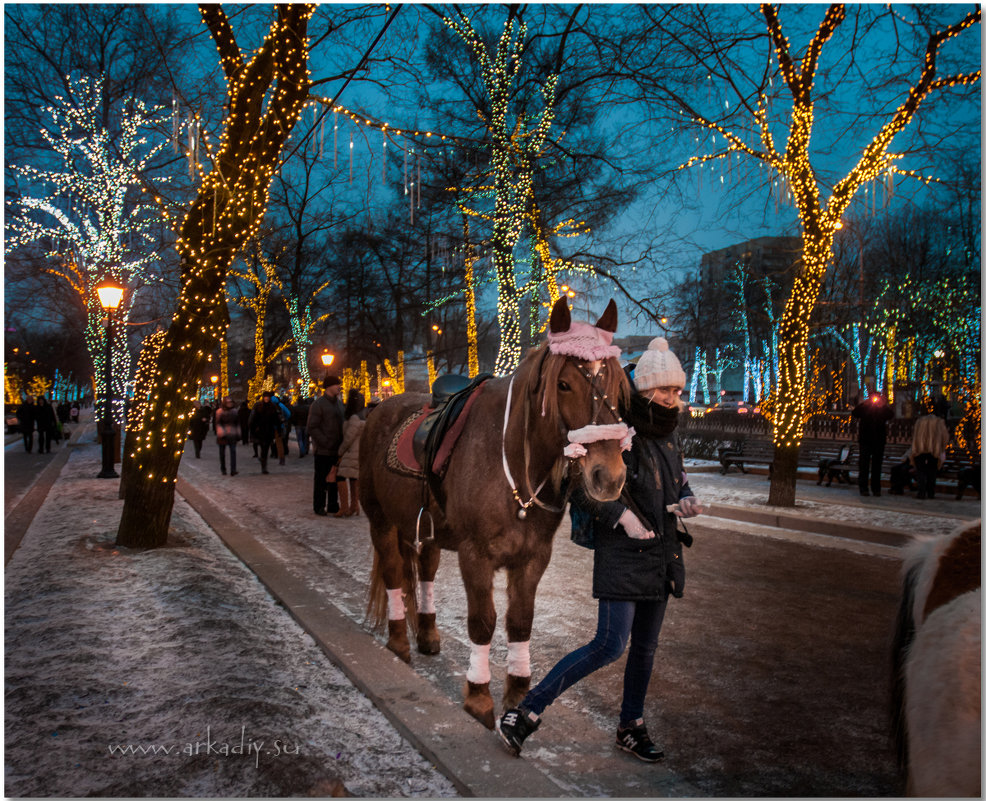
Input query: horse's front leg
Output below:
<box><xmin>502</xmin><ymin>550</ymin><xmax>552</xmax><ymax>710</ymax></box>
<box><xmin>416</xmin><ymin>539</ymin><xmax>441</xmax><ymax>655</ymax></box>
<box><xmin>458</xmin><ymin>546</ymin><xmax>497</xmax><ymax>729</ymax></box>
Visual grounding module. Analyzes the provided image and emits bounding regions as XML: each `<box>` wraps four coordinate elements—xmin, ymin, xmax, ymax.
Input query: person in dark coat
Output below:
<box><xmin>497</xmin><ymin>337</ymin><xmax>703</xmax><ymax>763</ymax></box>
<box><xmin>16</xmin><ymin>397</ymin><xmax>35</xmax><ymax>453</ymax></box>
<box><xmin>293</xmin><ymin>397</ymin><xmax>310</xmax><ymax>457</ymax></box>
<box><xmin>307</xmin><ymin>376</ymin><xmax>345</xmax><ymax>515</ymax></box>
<box><xmin>237</xmin><ymin>400</ymin><xmax>251</xmax><ymax>446</ymax></box>
<box><xmin>850</xmin><ymin>391</ymin><xmax>894</xmax><ymax>496</ymax></box>
<box><xmin>34</xmin><ymin>396</ymin><xmax>58</xmax><ymax>453</ymax></box>
<box><xmin>189</xmin><ymin>400</ymin><xmax>213</xmax><ymax>459</ymax></box>
<box><xmin>56</xmin><ymin>401</ymin><xmax>71</xmax><ymax>429</ymax></box>
<box><xmin>214</xmin><ymin>396</ymin><xmax>241</xmax><ymax>476</ymax></box>
<box><xmin>248</xmin><ymin>391</ymin><xmax>280</xmax><ymax>474</ymax></box>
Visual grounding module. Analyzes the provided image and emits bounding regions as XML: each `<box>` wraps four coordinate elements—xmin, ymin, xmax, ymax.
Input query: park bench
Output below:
<box><xmin>717</xmin><ymin>439</ymin><xmax>774</xmax><ymax>474</ymax></box>
<box><xmin>941</xmin><ymin>455</ymin><xmax>981</xmax><ymax>500</ymax></box>
<box><xmin>817</xmin><ymin>444</ymin><xmax>853</xmax><ymax>486</ymax></box>
<box><xmin>717</xmin><ymin>438</ymin><xmax>851</xmax><ymax>479</ymax></box>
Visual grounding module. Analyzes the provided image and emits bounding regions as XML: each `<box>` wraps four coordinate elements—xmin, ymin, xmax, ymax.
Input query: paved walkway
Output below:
<box><xmin>5</xmin><ymin>423</ymin><xmax>980</xmax><ymax>796</ymax></box>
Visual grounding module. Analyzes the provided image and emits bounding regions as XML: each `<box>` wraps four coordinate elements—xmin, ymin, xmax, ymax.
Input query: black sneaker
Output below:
<box><xmin>616</xmin><ymin>723</ymin><xmax>664</xmax><ymax>762</ymax></box>
<box><xmin>496</xmin><ymin>707</ymin><xmax>540</xmax><ymax>756</ymax></box>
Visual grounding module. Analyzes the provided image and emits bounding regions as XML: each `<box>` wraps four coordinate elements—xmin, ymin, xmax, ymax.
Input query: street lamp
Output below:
<box><xmin>96</xmin><ymin>277</ymin><xmax>125</xmax><ymax>479</ymax></box>
<box><xmin>320</xmin><ymin>351</ymin><xmax>334</xmax><ymax>381</ymax></box>
<box><xmin>210</xmin><ymin>374</ymin><xmax>219</xmax><ymax>402</ymax></box>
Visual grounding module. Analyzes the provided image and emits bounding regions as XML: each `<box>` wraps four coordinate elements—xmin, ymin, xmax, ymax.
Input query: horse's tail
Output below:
<box><xmin>890</xmin><ymin>559</ymin><xmax>919</xmax><ymax>778</ymax></box>
<box><xmin>365</xmin><ymin>537</ymin><xmax>420</xmax><ymax>634</ymax></box>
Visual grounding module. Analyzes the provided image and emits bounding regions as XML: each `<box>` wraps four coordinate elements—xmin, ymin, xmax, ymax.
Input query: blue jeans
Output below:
<box><xmin>523</xmin><ymin>598</ymin><xmax>668</xmax><ymax>724</ymax></box>
<box><xmin>295</xmin><ymin>426</ymin><xmax>308</xmax><ymax>456</ymax></box>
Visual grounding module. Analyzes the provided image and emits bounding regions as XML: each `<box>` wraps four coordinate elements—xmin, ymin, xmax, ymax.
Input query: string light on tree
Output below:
<box><xmin>446</xmin><ymin>12</ymin><xmax>559</xmax><ymax>375</ymax></box>
<box><xmin>674</xmin><ymin>3</ymin><xmax>980</xmax><ymax>506</ymax></box>
<box><xmin>117</xmin><ymin>4</ymin><xmax>317</xmax><ymax>549</ymax></box>
<box><xmin>5</xmin><ymin>74</ymin><xmax>173</xmax><ymax>424</ymax></box>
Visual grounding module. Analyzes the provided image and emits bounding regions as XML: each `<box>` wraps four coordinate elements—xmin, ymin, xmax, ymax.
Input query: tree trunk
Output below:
<box><xmin>767</xmin><ymin>441</ymin><xmax>799</xmax><ymax>506</ymax></box>
<box><xmin>115</xmin><ymin>3</ymin><xmax>313</xmax><ymax>549</ymax></box>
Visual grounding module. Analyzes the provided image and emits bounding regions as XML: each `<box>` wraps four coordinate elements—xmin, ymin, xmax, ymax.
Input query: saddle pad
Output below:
<box><xmin>385</xmin><ymin>382</ymin><xmax>488</xmax><ymax>478</ymax></box>
<box><xmin>387</xmin><ymin>407</ymin><xmax>430</xmax><ymax>477</ymax></box>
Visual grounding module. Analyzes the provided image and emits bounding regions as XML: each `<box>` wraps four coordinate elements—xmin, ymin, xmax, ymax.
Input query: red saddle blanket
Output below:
<box><xmin>392</xmin><ymin>382</ymin><xmax>487</xmax><ymax>475</ymax></box>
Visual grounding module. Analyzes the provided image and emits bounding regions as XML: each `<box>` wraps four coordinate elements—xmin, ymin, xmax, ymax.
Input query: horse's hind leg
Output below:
<box><xmin>416</xmin><ymin>539</ymin><xmax>441</xmax><ymax>655</ymax></box>
<box><xmin>458</xmin><ymin>547</ymin><xmax>497</xmax><ymax>729</ymax></box>
<box><xmin>369</xmin><ymin>521</ymin><xmax>412</xmax><ymax>663</ymax></box>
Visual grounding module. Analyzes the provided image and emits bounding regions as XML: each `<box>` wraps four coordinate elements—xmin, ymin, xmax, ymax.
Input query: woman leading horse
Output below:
<box><xmin>360</xmin><ymin>297</ymin><xmax>631</xmax><ymax>728</ymax></box>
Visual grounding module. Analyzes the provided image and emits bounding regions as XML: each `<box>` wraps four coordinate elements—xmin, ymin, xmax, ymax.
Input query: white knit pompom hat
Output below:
<box><xmin>633</xmin><ymin>337</ymin><xmax>686</xmax><ymax>391</ymax></box>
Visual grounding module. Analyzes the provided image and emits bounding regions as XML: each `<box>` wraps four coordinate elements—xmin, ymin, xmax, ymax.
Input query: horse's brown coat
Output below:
<box><xmin>923</xmin><ymin>522</ymin><xmax>981</xmax><ymax>623</ymax></box>
<box><xmin>361</xmin><ymin>299</ymin><xmax>630</xmax><ymax>727</ymax></box>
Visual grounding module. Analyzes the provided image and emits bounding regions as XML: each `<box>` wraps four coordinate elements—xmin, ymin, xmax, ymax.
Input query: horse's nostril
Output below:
<box><xmin>591</xmin><ymin>464</ymin><xmax>625</xmax><ymax>493</ymax></box>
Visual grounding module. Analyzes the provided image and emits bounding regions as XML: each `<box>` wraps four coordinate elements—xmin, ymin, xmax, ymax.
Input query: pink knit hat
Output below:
<box><xmin>546</xmin><ymin>298</ymin><xmax>621</xmax><ymax>361</ymax></box>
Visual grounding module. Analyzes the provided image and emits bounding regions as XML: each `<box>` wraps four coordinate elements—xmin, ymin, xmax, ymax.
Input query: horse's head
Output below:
<box><xmin>534</xmin><ymin>297</ymin><xmax>630</xmax><ymax>502</ymax></box>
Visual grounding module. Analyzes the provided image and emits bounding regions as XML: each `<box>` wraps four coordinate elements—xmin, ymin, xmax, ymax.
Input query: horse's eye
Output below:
<box><xmin>557</xmin><ymin>379</ymin><xmax>572</xmax><ymax>392</ymax></box>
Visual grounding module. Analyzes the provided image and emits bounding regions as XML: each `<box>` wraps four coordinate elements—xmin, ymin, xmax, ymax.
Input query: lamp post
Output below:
<box><xmin>96</xmin><ymin>277</ymin><xmax>125</xmax><ymax>478</ymax></box>
<box><xmin>320</xmin><ymin>351</ymin><xmax>334</xmax><ymax>381</ymax></box>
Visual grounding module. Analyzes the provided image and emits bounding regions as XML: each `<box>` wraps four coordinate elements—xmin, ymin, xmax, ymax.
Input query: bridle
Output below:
<box><xmin>502</xmin><ymin>355</ymin><xmax>633</xmax><ymax>519</ymax></box>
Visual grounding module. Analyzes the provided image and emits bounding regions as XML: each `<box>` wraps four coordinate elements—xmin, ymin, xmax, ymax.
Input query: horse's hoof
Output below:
<box><xmin>416</xmin><ymin>612</ymin><xmax>441</xmax><ymax>655</ymax></box>
<box><xmin>463</xmin><ymin>681</ymin><xmax>495</xmax><ymax>729</ymax></box>
<box><xmin>502</xmin><ymin>673</ymin><xmax>531</xmax><ymax>709</ymax></box>
<box><xmin>386</xmin><ymin>619</ymin><xmax>411</xmax><ymax>663</ymax></box>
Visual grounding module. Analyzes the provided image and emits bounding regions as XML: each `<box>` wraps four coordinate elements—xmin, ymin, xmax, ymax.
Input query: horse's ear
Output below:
<box><xmin>549</xmin><ymin>296</ymin><xmax>571</xmax><ymax>333</ymax></box>
<box><xmin>595</xmin><ymin>299</ymin><xmax>618</xmax><ymax>333</ymax></box>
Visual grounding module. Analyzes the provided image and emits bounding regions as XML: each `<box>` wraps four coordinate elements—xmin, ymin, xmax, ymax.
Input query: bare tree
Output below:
<box><xmin>117</xmin><ymin>5</ymin><xmax>316</xmax><ymax>548</ymax></box>
<box><xmin>619</xmin><ymin>3</ymin><xmax>980</xmax><ymax>504</ymax></box>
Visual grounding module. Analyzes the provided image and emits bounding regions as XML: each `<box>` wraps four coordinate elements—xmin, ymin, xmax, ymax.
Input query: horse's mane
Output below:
<box><xmin>520</xmin><ymin>342</ymin><xmax>631</xmax><ymax>436</ymax></box>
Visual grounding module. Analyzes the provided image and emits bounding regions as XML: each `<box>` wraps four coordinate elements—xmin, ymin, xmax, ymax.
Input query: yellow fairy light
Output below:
<box><xmin>675</xmin><ymin>3</ymin><xmax>980</xmax><ymax>501</ymax></box>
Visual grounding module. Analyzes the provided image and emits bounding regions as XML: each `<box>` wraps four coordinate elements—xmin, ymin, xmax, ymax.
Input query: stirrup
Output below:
<box><xmin>414</xmin><ymin>507</ymin><xmax>434</xmax><ymax>553</ymax></box>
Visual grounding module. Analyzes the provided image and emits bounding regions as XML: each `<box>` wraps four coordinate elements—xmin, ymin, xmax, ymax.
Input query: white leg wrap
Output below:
<box><xmin>386</xmin><ymin>588</ymin><xmax>405</xmax><ymax>621</ymax></box>
<box><xmin>507</xmin><ymin>640</ymin><xmax>531</xmax><ymax>677</ymax></box>
<box><xmin>418</xmin><ymin>581</ymin><xmax>436</xmax><ymax>615</ymax></box>
<box><xmin>466</xmin><ymin>642</ymin><xmax>491</xmax><ymax>684</ymax></box>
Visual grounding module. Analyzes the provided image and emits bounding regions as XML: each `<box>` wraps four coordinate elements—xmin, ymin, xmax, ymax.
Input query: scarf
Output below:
<box><xmin>627</xmin><ymin>392</ymin><xmax>679</xmax><ymax>439</ymax></box>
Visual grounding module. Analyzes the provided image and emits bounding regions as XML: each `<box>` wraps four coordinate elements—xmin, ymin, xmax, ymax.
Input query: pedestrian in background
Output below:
<box><xmin>56</xmin><ymin>401</ymin><xmax>71</xmax><ymax>433</ymax></box>
<box><xmin>248</xmin><ymin>391</ymin><xmax>280</xmax><ymax>474</ymax></box>
<box><xmin>215</xmin><ymin>396</ymin><xmax>241</xmax><ymax>476</ymax></box>
<box><xmin>237</xmin><ymin>400</ymin><xmax>251</xmax><ymax>448</ymax></box>
<box><xmin>909</xmin><ymin>400</ymin><xmax>951</xmax><ymax>500</ymax></box>
<box><xmin>16</xmin><ymin>396</ymin><xmax>35</xmax><ymax>453</ymax></box>
<box><xmin>35</xmin><ymin>396</ymin><xmax>58</xmax><ymax>454</ymax></box>
<box><xmin>189</xmin><ymin>400</ymin><xmax>213</xmax><ymax>459</ymax></box>
<box><xmin>850</xmin><ymin>391</ymin><xmax>894</xmax><ymax>496</ymax></box>
<box><xmin>496</xmin><ymin>336</ymin><xmax>704</xmax><ymax>763</ymax></box>
<box><xmin>271</xmin><ymin>393</ymin><xmax>292</xmax><ymax>465</ymax></box>
<box><xmin>294</xmin><ymin>396</ymin><xmax>311</xmax><ymax>457</ymax></box>
<box><xmin>334</xmin><ymin>389</ymin><xmax>366</xmax><ymax>517</ymax></box>
<box><xmin>308</xmin><ymin>376</ymin><xmax>344</xmax><ymax>516</ymax></box>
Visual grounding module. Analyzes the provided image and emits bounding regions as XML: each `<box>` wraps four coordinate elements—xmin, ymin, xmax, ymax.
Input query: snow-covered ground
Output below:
<box><xmin>5</xmin><ymin>436</ymin><xmax>976</xmax><ymax>798</ymax></box>
<box><xmin>4</xmin><ymin>444</ymin><xmax>458</xmax><ymax>798</ymax></box>
<box><xmin>684</xmin><ymin>461</ymin><xmax>976</xmax><ymax>538</ymax></box>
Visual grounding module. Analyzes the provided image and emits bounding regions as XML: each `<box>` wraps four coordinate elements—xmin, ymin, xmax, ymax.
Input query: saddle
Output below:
<box><xmin>411</xmin><ymin>373</ymin><xmax>493</xmax><ymax>481</ymax></box>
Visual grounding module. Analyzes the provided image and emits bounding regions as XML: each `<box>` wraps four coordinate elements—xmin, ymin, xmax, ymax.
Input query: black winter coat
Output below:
<box><xmin>572</xmin><ymin>429</ymin><xmax>693</xmax><ymax>602</ymax></box>
<box><xmin>851</xmin><ymin>397</ymin><xmax>894</xmax><ymax>445</ymax></box>
<box><xmin>248</xmin><ymin>401</ymin><xmax>280</xmax><ymax>441</ymax></box>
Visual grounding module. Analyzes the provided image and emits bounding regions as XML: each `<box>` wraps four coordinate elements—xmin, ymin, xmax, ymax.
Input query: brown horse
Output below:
<box><xmin>360</xmin><ymin>298</ymin><xmax>630</xmax><ymax>728</ymax></box>
<box><xmin>890</xmin><ymin>519</ymin><xmax>980</xmax><ymax>796</ymax></box>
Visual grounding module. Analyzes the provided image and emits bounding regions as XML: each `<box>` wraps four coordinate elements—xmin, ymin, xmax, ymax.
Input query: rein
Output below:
<box><xmin>501</xmin><ymin>373</ymin><xmax>553</xmax><ymax>519</ymax></box>
<box><xmin>501</xmin><ymin>358</ymin><xmax>631</xmax><ymax>520</ymax></box>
